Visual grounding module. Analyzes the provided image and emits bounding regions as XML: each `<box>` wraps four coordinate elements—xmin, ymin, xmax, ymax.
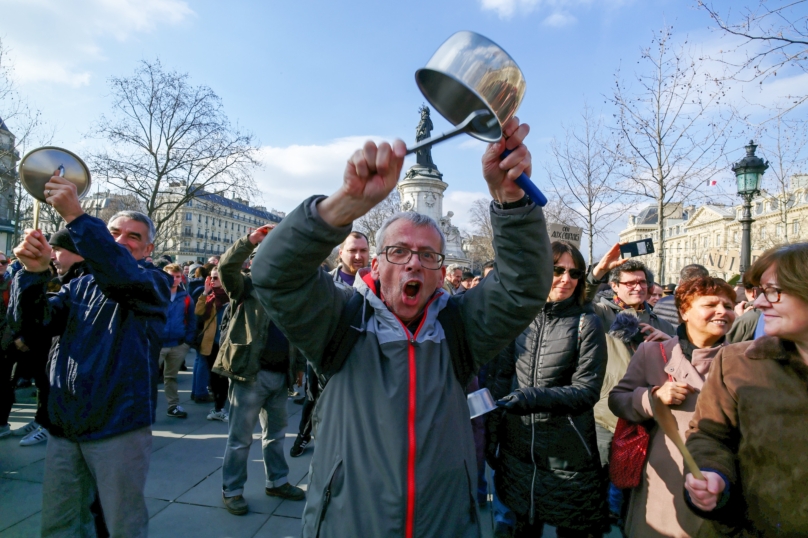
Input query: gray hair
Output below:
<box><xmin>446</xmin><ymin>263</ymin><xmax>461</xmax><ymax>274</ymax></box>
<box><xmin>375</xmin><ymin>212</ymin><xmax>446</xmax><ymax>256</ymax></box>
<box><xmin>108</xmin><ymin>210</ymin><xmax>156</xmax><ymax>244</ymax></box>
<box><xmin>609</xmin><ymin>259</ymin><xmax>651</xmax><ymax>284</ymax></box>
<box><xmin>679</xmin><ymin>264</ymin><xmax>709</xmax><ymax>284</ymax></box>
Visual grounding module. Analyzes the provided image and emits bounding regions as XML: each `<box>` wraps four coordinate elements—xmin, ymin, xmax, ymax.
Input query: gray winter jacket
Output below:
<box><xmin>251</xmin><ymin>195</ymin><xmax>552</xmax><ymax>538</ymax></box>
<box><xmin>651</xmin><ymin>295</ymin><xmax>679</xmax><ymax>326</ymax></box>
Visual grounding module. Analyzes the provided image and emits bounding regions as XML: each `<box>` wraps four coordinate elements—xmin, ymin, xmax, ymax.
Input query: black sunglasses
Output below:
<box><xmin>553</xmin><ymin>266</ymin><xmax>584</xmax><ymax>279</ymax></box>
<box><xmin>0</xmin><ymin>260</ymin><xmax>9</xmax><ymax>265</ymax></box>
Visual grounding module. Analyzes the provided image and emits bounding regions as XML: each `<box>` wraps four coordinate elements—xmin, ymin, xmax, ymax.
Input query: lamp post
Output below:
<box><xmin>732</xmin><ymin>140</ymin><xmax>768</xmax><ymax>274</ymax></box>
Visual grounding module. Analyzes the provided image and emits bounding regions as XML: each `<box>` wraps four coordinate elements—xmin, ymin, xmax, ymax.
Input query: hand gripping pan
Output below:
<box><xmin>408</xmin><ymin>31</ymin><xmax>547</xmax><ymax>206</ymax></box>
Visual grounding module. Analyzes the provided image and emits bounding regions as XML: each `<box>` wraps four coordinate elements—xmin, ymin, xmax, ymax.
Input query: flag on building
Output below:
<box><xmin>708</xmin><ymin>179</ymin><xmax>718</xmax><ymax>187</ymax></box>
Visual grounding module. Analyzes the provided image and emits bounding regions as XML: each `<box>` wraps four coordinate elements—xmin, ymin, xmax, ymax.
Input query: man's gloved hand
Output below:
<box><xmin>496</xmin><ymin>389</ymin><xmax>531</xmax><ymax>415</ymax></box>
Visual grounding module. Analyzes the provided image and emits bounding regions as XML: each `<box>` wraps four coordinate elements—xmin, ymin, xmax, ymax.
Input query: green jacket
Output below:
<box><xmin>726</xmin><ymin>308</ymin><xmax>761</xmax><ymax>344</ymax></box>
<box><xmin>212</xmin><ymin>235</ymin><xmax>297</xmax><ymax>382</ymax></box>
<box><xmin>251</xmin><ymin>195</ymin><xmax>552</xmax><ymax>538</ymax></box>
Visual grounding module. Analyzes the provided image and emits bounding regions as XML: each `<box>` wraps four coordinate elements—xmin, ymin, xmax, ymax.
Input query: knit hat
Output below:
<box><xmin>49</xmin><ymin>229</ymin><xmax>79</xmax><ymax>255</ymax></box>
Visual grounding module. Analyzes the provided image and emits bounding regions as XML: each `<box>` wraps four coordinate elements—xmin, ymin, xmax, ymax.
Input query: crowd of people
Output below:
<box><xmin>1</xmin><ymin>118</ymin><xmax>806</xmax><ymax>538</ymax></box>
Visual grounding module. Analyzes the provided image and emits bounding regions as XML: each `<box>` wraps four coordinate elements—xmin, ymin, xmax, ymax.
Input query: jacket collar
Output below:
<box><xmin>661</xmin><ymin>336</ymin><xmax>722</xmax><ymax>389</ymax></box>
<box><xmin>746</xmin><ymin>336</ymin><xmax>794</xmax><ymax>362</ymax></box>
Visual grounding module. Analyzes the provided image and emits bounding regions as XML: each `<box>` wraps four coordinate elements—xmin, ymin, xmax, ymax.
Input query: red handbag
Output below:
<box><xmin>609</xmin><ymin>342</ymin><xmax>672</xmax><ymax>489</ymax></box>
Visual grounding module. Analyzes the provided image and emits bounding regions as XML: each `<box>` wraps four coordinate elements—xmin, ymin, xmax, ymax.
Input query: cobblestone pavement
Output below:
<box><xmin>0</xmin><ymin>349</ymin><xmax>621</xmax><ymax>537</ymax></box>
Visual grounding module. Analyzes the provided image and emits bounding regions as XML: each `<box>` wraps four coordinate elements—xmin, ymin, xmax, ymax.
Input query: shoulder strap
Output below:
<box><xmin>659</xmin><ymin>342</ymin><xmax>674</xmax><ymax>382</ymax></box>
<box><xmin>319</xmin><ymin>291</ymin><xmax>372</xmax><ymax>384</ymax></box>
<box><xmin>183</xmin><ymin>295</ymin><xmax>191</xmax><ymax>325</ymax></box>
<box><xmin>437</xmin><ymin>296</ymin><xmax>475</xmax><ymax>387</ymax></box>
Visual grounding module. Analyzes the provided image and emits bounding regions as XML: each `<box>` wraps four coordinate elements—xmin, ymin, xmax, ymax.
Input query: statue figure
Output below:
<box><xmin>415</xmin><ymin>105</ymin><xmax>435</xmax><ymax>168</ymax></box>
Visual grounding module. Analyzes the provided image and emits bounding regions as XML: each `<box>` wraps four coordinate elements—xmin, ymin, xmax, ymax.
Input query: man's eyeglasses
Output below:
<box><xmin>381</xmin><ymin>246</ymin><xmax>445</xmax><ymax>270</ymax></box>
<box><xmin>761</xmin><ymin>286</ymin><xmax>782</xmax><ymax>303</ymax></box>
<box><xmin>618</xmin><ymin>280</ymin><xmax>648</xmax><ymax>289</ymax></box>
<box><xmin>553</xmin><ymin>266</ymin><xmax>584</xmax><ymax>279</ymax></box>
<box><xmin>0</xmin><ymin>260</ymin><xmax>8</xmax><ymax>266</ymax></box>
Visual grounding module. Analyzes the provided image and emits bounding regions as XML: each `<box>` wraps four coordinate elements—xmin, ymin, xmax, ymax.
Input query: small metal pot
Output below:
<box><xmin>415</xmin><ymin>31</ymin><xmax>526</xmax><ymax>143</ymax></box>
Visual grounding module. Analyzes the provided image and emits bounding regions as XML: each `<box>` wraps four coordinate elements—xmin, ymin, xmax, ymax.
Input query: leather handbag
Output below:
<box><xmin>609</xmin><ymin>342</ymin><xmax>672</xmax><ymax>489</ymax></box>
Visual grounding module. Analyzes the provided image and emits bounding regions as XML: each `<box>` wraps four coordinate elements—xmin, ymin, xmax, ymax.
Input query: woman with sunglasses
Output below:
<box><xmin>684</xmin><ymin>243</ymin><xmax>808</xmax><ymax>536</ymax></box>
<box><xmin>492</xmin><ymin>241</ymin><xmax>608</xmax><ymax>537</ymax></box>
<box><xmin>195</xmin><ymin>268</ymin><xmax>231</xmax><ymax>421</ymax></box>
<box><xmin>609</xmin><ymin>275</ymin><xmax>737</xmax><ymax>537</ymax></box>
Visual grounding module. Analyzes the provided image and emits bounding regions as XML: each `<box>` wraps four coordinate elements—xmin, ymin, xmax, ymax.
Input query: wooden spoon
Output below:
<box><xmin>653</xmin><ymin>396</ymin><xmax>704</xmax><ymax>480</ymax></box>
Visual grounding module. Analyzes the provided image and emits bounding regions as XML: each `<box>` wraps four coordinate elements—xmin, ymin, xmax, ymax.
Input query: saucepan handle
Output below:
<box><xmin>501</xmin><ymin>149</ymin><xmax>548</xmax><ymax>207</ymax></box>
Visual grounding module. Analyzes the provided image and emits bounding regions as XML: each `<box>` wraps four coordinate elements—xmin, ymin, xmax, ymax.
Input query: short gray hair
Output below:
<box><xmin>609</xmin><ymin>259</ymin><xmax>651</xmax><ymax>285</ymax></box>
<box><xmin>375</xmin><ymin>212</ymin><xmax>446</xmax><ymax>256</ymax></box>
<box><xmin>108</xmin><ymin>211</ymin><xmax>156</xmax><ymax>244</ymax></box>
<box><xmin>679</xmin><ymin>264</ymin><xmax>709</xmax><ymax>284</ymax></box>
<box><xmin>446</xmin><ymin>263</ymin><xmax>461</xmax><ymax>274</ymax></box>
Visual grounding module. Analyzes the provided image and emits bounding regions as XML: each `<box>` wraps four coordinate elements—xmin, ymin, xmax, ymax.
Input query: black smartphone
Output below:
<box><xmin>620</xmin><ymin>238</ymin><xmax>654</xmax><ymax>259</ymax></box>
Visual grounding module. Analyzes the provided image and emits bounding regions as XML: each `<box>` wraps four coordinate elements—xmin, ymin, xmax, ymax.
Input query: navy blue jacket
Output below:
<box><xmin>160</xmin><ymin>288</ymin><xmax>196</xmax><ymax>347</ymax></box>
<box><xmin>10</xmin><ymin>214</ymin><xmax>172</xmax><ymax>441</ymax></box>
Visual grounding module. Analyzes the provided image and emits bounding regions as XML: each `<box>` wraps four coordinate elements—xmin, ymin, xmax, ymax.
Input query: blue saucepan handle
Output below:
<box><xmin>500</xmin><ymin>149</ymin><xmax>548</xmax><ymax>207</ymax></box>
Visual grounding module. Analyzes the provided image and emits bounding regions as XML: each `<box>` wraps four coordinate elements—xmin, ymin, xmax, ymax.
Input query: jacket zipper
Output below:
<box><xmin>314</xmin><ymin>458</ymin><xmax>343</xmax><ymax>538</ymax></box>
<box><xmin>567</xmin><ymin>415</ymin><xmax>593</xmax><ymax>459</ymax></box>
<box><xmin>528</xmin><ymin>312</ymin><xmax>546</xmax><ymax>526</ymax></box>
<box><xmin>396</xmin><ymin>296</ymin><xmax>436</xmax><ymax>538</ymax></box>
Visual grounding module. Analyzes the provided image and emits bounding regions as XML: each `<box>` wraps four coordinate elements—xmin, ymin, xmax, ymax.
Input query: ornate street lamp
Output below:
<box><xmin>732</xmin><ymin>140</ymin><xmax>768</xmax><ymax>274</ymax></box>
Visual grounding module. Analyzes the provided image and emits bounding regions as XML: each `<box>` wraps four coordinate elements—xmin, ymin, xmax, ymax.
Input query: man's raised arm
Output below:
<box><xmin>251</xmin><ymin>140</ymin><xmax>406</xmax><ymax>365</ymax></box>
<box><xmin>457</xmin><ymin>118</ymin><xmax>553</xmax><ymax>367</ymax></box>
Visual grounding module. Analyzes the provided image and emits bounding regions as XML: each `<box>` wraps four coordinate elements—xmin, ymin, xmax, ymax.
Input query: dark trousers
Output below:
<box><xmin>204</xmin><ymin>343</ymin><xmax>228</xmax><ymax>411</ymax></box>
<box><xmin>298</xmin><ymin>364</ymin><xmax>319</xmax><ymax>439</ymax></box>
<box><xmin>514</xmin><ymin>518</ymin><xmax>602</xmax><ymax>538</ymax></box>
<box><xmin>0</xmin><ymin>349</ymin><xmax>13</xmax><ymax>426</ymax></box>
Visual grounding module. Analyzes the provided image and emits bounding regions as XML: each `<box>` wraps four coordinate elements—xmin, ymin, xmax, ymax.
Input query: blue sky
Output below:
<box><xmin>2</xmin><ymin>0</ymin><xmax>804</xmax><ymax>261</ymax></box>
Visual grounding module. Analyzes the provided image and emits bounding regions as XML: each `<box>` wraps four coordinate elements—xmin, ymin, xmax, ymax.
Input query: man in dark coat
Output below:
<box><xmin>12</xmin><ymin>174</ymin><xmax>170</xmax><ymax>538</ymax></box>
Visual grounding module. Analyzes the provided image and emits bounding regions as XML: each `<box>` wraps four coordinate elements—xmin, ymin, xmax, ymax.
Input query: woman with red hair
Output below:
<box><xmin>609</xmin><ymin>276</ymin><xmax>737</xmax><ymax>537</ymax></box>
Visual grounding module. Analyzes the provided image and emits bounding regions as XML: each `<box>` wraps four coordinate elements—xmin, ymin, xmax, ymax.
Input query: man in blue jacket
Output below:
<box><xmin>160</xmin><ymin>263</ymin><xmax>196</xmax><ymax>418</ymax></box>
<box><xmin>12</xmin><ymin>174</ymin><xmax>171</xmax><ymax>538</ymax></box>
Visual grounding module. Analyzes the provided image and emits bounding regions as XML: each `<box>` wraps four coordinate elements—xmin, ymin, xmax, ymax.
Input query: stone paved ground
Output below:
<box><xmin>0</xmin><ymin>349</ymin><xmax>621</xmax><ymax>538</ymax></box>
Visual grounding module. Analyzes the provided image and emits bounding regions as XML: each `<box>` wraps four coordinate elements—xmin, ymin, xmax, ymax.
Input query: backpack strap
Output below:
<box><xmin>437</xmin><ymin>296</ymin><xmax>475</xmax><ymax>387</ymax></box>
<box><xmin>319</xmin><ymin>291</ymin><xmax>372</xmax><ymax>384</ymax></box>
<box><xmin>183</xmin><ymin>295</ymin><xmax>191</xmax><ymax>325</ymax></box>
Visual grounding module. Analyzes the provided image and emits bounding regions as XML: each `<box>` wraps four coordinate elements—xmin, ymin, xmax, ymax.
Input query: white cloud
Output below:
<box><xmin>458</xmin><ymin>138</ymin><xmax>489</xmax><ymax>151</ymax></box>
<box><xmin>479</xmin><ymin>0</ymin><xmax>629</xmax><ymax>22</ymax></box>
<box><xmin>3</xmin><ymin>0</ymin><xmax>194</xmax><ymax>88</ymax></box>
<box><xmin>254</xmin><ymin>136</ymin><xmax>418</xmax><ymax>213</ymax></box>
<box><xmin>443</xmin><ymin>190</ymin><xmax>491</xmax><ymax>232</ymax></box>
<box><xmin>543</xmin><ymin>11</ymin><xmax>577</xmax><ymax>27</ymax></box>
<box><xmin>480</xmin><ymin>0</ymin><xmax>539</xmax><ymax>19</ymax></box>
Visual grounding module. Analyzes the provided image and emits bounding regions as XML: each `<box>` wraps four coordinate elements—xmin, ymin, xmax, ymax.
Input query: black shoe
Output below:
<box><xmin>290</xmin><ymin>435</ymin><xmax>310</xmax><ymax>458</ymax></box>
<box><xmin>222</xmin><ymin>494</ymin><xmax>248</xmax><ymax>515</ymax></box>
<box><xmin>493</xmin><ymin>522</ymin><xmax>514</xmax><ymax>538</ymax></box>
<box><xmin>266</xmin><ymin>482</ymin><xmax>305</xmax><ymax>501</ymax></box>
<box><xmin>292</xmin><ymin>395</ymin><xmax>306</xmax><ymax>405</ymax></box>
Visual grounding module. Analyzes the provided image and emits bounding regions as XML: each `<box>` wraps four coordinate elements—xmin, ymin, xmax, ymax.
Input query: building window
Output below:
<box><xmin>185</xmin><ymin>212</ymin><xmax>192</xmax><ymax>221</ymax></box>
<box><xmin>198</xmin><ymin>214</ymin><xmax>202</xmax><ymax>223</ymax></box>
<box><xmin>187</xmin><ymin>200</ymin><xmax>193</xmax><ymax>207</ymax></box>
<box><xmin>703</xmin><ymin>236</ymin><xmax>709</xmax><ymax>248</ymax></box>
<box><xmin>793</xmin><ymin>221</ymin><xmax>800</xmax><ymax>236</ymax></box>
<box><xmin>716</xmin><ymin>235</ymin><xmax>721</xmax><ymax>247</ymax></box>
<box><xmin>770</xmin><ymin>199</ymin><xmax>779</xmax><ymax>211</ymax></box>
<box><xmin>760</xmin><ymin>227</ymin><xmax>766</xmax><ymax>240</ymax></box>
<box><xmin>776</xmin><ymin>223</ymin><xmax>783</xmax><ymax>237</ymax></box>
<box><xmin>755</xmin><ymin>203</ymin><xmax>763</xmax><ymax>215</ymax></box>
<box><xmin>733</xmin><ymin>231</ymin><xmax>738</xmax><ymax>244</ymax></box>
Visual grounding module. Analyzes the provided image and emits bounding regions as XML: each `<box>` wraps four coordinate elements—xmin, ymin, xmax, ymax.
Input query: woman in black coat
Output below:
<box><xmin>492</xmin><ymin>241</ymin><xmax>608</xmax><ymax>537</ymax></box>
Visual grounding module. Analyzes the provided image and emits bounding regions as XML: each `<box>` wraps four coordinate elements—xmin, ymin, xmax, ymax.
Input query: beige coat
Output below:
<box><xmin>609</xmin><ymin>337</ymin><xmax>723</xmax><ymax>538</ymax></box>
<box><xmin>194</xmin><ymin>293</ymin><xmax>221</xmax><ymax>357</ymax></box>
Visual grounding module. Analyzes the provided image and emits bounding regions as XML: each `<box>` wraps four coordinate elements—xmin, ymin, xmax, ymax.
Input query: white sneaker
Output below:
<box><xmin>12</xmin><ymin>421</ymin><xmax>39</xmax><ymax>437</ymax></box>
<box><xmin>207</xmin><ymin>409</ymin><xmax>229</xmax><ymax>422</ymax></box>
<box><xmin>20</xmin><ymin>426</ymin><xmax>48</xmax><ymax>446</ymax></box>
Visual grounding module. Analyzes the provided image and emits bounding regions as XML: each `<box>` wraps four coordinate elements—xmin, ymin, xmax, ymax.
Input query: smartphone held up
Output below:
<box><xmin>620</xmin><ymin>238</ymin><xmax>655</xmax><ymax>259</ymax></box>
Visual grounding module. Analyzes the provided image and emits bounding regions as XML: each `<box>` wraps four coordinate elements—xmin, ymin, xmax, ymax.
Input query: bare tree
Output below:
<box><xmin>465</xmin><ymin>198</ymin><xmax>495</xmax><ymax>265</ymax></box>
<box><xmin>89</xmin><ymin>59</ymin><xmax>259</xmax><ymax>244</ymax></box>
<box><xmin>611</xmin><ymin>27</ymin><xmax>736</xmax><ymax>284</ymax></box>
<box><xmin>0</xmin><ymin>38</ymin><xmax>54</xmax><ymax>246</ymax></box>
<box><xmin>355</xmin><ymin>188</ymin><xmax>401</xmax><ymax>252</ymax></box>
<box><xmin>699</xmin><ymin>0</ymin><xmax>808</xmax><ymax>115</ymax></box>
<box><xmin>546</xmin><ymin>104</ymin><xmax>624</xmax><ymax>262</ymax></box>
<box><xmin>755</xmin><ymin>114</ymin><xmax>808</xmax><ymax>244</ymax></box>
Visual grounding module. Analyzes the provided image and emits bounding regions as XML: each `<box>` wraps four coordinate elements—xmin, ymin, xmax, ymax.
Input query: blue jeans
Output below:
<box><xmin>191</xmin><ymin>351</ymin><xmax>210</xmax><ymax>400</ymax></box>
<box><xmin>222</xmin><ymin>370</ymin><xmax>289</xmax><ymax>497</ymax></box>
